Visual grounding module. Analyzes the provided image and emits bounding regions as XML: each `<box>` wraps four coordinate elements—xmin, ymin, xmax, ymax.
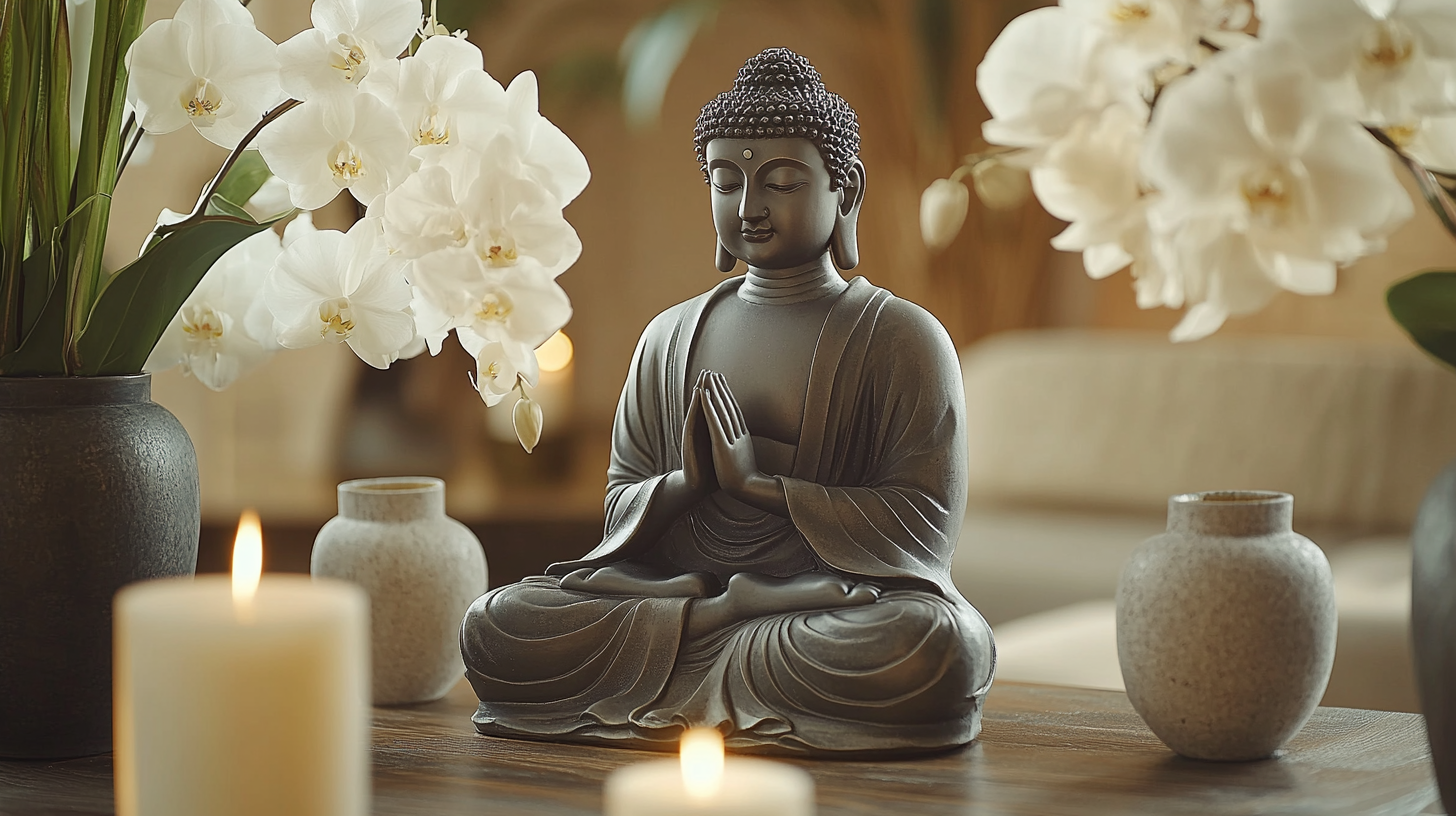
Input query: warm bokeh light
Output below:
<box><xmin>536</xmin><ymin>331</ymin><xmax>574</xmax><ymax>373</ymax></box>
<box><xmin>231</xmin><ymin>509</ymin><xmax>263</xmax><ymax>611</ymax></box>
<box><xmin>680</xmin><ymin>727</ymin><xmax>724</xmax><ymax>800</ymax></box>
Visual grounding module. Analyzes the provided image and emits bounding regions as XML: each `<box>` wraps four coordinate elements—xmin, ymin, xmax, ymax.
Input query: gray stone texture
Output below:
<box><xmin>0</xmin><ymin>374</ymin><xmax>200</xmax><ymax>758</ymax></box>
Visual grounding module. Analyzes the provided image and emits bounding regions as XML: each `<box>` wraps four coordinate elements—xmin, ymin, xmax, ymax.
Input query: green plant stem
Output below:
<box><xmin>153</xmin><ymin>98</ymin><xmax>301</xmax><ymax>239</ymax></box>
<box><xmin>64</xmin><ymin>0</ymin><xmax>147</xmax><ymax>373</ymax></box>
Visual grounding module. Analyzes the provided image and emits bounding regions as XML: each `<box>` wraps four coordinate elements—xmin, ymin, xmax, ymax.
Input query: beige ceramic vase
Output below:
<box><xmin>1116</xmin><ymin>491</ymin><xmax>1336</xmax><ymax>761</ymax></box>
<box><xmin>312</xmin><ymin>477</ymin><xmax>487</xmax><ymax>705</ymax></box>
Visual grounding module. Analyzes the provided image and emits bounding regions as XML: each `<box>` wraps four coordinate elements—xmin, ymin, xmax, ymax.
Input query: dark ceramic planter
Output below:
<box><xmin>0</xmin><ymin>374</ymin><xmax>199</xmax><ymax>758</ymax></box>
<box><xmin>1412</xmin><ymin>461</ymin><xmax>1456</xmax><ymax>812</ymax></box>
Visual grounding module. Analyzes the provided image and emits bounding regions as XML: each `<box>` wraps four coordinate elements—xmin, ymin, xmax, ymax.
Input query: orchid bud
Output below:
<box><xmin>971</xmin><ymin>158</ymin><xmax>1031</xmax><ymax>211</ymax></box>
<box><xmin>919</xmin><ymin>178</ymin><xmax>970</xmax><ymax>252</ymax></box>
<box><xmin>513</xmin><ymin>394</ymin><xmax>544</xmax><ymax>454</ymax></box>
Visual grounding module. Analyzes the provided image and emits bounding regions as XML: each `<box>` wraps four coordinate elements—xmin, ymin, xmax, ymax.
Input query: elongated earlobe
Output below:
<box><xmin>830</xmin><ymin>161</ymin><xmax>866</xmax><ymax>270</ymax></box>
<box><xmin>829</xmin><ymin>222</ymin><xmax>858</xmax><ymax>270</ymax></box>
<box><xmin>716</xmin><ymin>241</ymin><xmax>737</xmax><ymax>273</ymax></box>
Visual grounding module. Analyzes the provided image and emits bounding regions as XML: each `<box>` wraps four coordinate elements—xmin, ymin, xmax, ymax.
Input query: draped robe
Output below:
<box><xmin>461</xmin><ymin>276</ymin><xmax>996</xmax><ymax>756</ymax></box>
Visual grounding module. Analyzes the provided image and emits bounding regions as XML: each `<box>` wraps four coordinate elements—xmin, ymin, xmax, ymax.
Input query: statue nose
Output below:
<box><xmin>738</xmin><ymin>187</ymin><xmax>769</xmax><ymax>223</ymax></box>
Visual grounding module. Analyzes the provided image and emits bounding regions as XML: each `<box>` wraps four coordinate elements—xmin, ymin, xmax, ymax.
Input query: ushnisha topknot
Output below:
<box><xmin>694</xmin><ymin>47</ymin><xmax>860</xmax><ymax>191</ymax></box>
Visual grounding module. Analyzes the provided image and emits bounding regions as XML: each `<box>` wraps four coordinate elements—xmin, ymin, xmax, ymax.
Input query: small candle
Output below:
<box><xmin>604</xmin><ymin>728</ymin><xmax>815</xmax><ymax>816</ymax></box>
<box><xmin>114</xmin><ymin>511</ymin><xmax>370</xmax><ymax>816</ymax></box>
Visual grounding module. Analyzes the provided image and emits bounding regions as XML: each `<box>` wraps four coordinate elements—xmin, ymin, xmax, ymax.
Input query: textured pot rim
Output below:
<box><xmin>0</xmin><ymin>373</ymin><xmax>151</xmax><ymax>407</ymax></box>
<box><xmin>339</xmin><ymin>476</ymin><xmax>444</xmax><ymax>495</ymax></box>
<box><xmin>1171</xmin><ymin>490</ymin><xmax>1290</xmax><ymax>506</ymax></box>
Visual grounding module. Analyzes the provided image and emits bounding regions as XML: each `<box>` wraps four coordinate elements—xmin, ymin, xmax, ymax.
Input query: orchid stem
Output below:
<box><xmin>154</xmin><ymin>98</ymin><xmax>302</xmax><ymax>239</ymax></box>
<box><xmin>1366</xmin><ymin>124</ymin><xmax>1456</xmax><ymax>242</ymax></box>
<box><xmin>951</xmin><ymin>146</ymin><xmax>1023</xmax><ymax>182</ymax></box>
<box><xmin>116</xmin><ymin>126</ymin><xmax>145</xmax><ymax>179</ymax></box>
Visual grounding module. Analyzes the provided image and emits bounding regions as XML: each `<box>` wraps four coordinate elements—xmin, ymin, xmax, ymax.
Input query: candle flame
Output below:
<box><xmin>535</xmin><ymin>330</ymin><xmax>573</xmax><ymax>373</ymax></box>
<box><xmin>680</xmin><ymin>728</ymin><xmax>724</xmax><ymax>800</ymax></box>
<box><xmin>232</xmin><ymin>509</ymin><xmax>263</xmax><ymax>611</ymax></box>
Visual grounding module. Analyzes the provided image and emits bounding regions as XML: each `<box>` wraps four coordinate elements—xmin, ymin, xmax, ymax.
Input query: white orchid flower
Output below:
<box><xmin>360</xmin><ymin>35</ymin><xmax>506</xmax><ymax>149</ymax></box>
<box><xmin>1062</xmin><ymin>0</ymin><xmax>1204</xmax><ymax>78</ymax></box>
<box><xmin>418</xmin><ymin>0</ymin><xmax>468</xmax><ymax>40</ymax></box>
<box><xmin>417</xmin><ymin>250</ymin><xmax>571</xmax><ymax>345</ymax></box>
<box><xmin>380</xmin><ymin>139</ymin><xmax>582</xmax><ymax>276</ymax></box>
<box><xmin>254</xmin><ymin>92</ymin><xmax>411</xmax><ymax>209</ymax></box>
<box><xmin>275</xmin><ymin>0</ymin><xmax>422</xmax><ymax>100</ymax></box>
<box><xmin>1032</xmin><ymin>103</ymin><xmax>1150</xmax><ymax>279</ymax></box>
<box><xmin>281</xmin><ymin>209</ymin><xmax>318</xmax><ymax>247</ymax></box>
<box><xmin>1257</xmin><ymin>0</ymin><xmax>1456</xmax><ymax>125</ymax></box>
<box><xmin>124</xmin><ymin>0</ymin><xmax>282</xmax><ymax>149</ymax></box>
<box><xmin>264</xmin><ymin>218</ymin><xmax>417</xmax><ymax>369</ymax></box>
<box><xmin>455</xmin><ymin>72</ymin><xmax>591</xmax><ymax>207</ymax></box>
<box><xmin>243</xmin><ymin>175</ymin><xmax>294</xmax><ymax>221</ymax></box>
<box><xmin>977</xmin><ymin>7</ymin><xmax>1119</xmax><ymax>151</ymax></box>
<box><xmin>1141</xmin><ymin>45</ymin><xmax>1413</xmax><ymax>341</ymax></box>
<box><xmin>1404</xmin><ymin>115</ymin><xmax>1456</xmax><ymax>171</ymax></box>
<box><xmin>145</xmin><ymin>228</ymin><xmax>282</xmax><ymax>390</ymax></box>
<box><xmin>459</xmin><ymin>332</ymin><xmax>539</xmax><ymax>407</ymax></box>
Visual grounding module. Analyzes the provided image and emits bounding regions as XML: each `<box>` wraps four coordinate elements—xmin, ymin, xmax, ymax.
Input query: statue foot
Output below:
<box><xmin>687</xmin><ymin>572</ymin><xmax>878</xmax><ymax>637</ymax></box>
<box><xmin>560</xmin><ymin>564</ymin><xmax>717</xmax><ymax>599</ymax></box>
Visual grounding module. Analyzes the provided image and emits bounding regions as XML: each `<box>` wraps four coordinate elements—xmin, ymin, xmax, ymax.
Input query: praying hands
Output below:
<box><xmin>689</xmin><ymin>370</ymin><xmax>789</xmax><ymax>517</ymax></box>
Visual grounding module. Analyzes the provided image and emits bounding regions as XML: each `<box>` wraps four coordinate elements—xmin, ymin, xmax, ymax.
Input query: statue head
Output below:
<box><xmin>694</xmin><ymin>48</ymin><xmax>865</xmax><ymax>273</ymax></box>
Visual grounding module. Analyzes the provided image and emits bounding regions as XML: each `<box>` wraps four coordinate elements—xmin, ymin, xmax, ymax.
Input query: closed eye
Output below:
<box><xmin>713</xmin><ymin>183</ymin><xmax>742</xmax><ymax>193</ymax></box>
<box><xmin>767</xmin><ymin>182</ymin><xmax>807</xmax><ymax>193</ymax></box>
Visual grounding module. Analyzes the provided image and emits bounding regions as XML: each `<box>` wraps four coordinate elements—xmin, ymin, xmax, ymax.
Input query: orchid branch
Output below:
<box><xmin>115</xmin><ymin>123</ymin><xmax>145</xmax><ymax>179</ymax></box>
<box><xmin>153</xmin><ymin>98</ymin><xmax>302</xmax><ymax>239</ymax></box>
<box><xmin>1367</xmin><ymin>124</ymin><xmax>1456</xmax><ymax>241</ymax></box>
<box><xmin>951</xmin><ymin>145</ymin><xmax>1024</xmax><ymax>181</ymax></box>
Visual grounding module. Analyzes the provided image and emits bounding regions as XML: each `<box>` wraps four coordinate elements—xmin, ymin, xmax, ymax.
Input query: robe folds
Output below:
<box><xmin>461</xmin><ymin>276</ymin><xmax>996</xmax><ymax>756</ymax></box>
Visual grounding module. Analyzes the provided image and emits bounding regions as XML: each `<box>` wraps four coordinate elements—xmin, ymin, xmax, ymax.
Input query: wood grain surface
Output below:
<box><xmin>0</xmin><ymin>681</ymin><xmax>1441</xmax><ymax>815</ymax></box>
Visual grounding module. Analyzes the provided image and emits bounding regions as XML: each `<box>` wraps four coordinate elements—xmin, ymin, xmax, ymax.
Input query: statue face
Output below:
<box><xmin>706</xmin><ymin>137</ymin><xmax>841</xmax><ymax>271</ymax></box>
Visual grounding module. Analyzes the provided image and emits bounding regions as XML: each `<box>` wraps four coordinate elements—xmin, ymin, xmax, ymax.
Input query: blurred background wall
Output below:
<box><xmin>107</xmin><ymin>0</ymin><xmax>1454</xmax><ymax>571</ymax></box>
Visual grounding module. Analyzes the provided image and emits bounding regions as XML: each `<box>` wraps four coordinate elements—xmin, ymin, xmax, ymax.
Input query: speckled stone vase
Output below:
<box><xmin>0</xmin><ymin>375</ymin><xmax>200</xmax><ymax>759</ymax></box>
<box><xmin>1116</xmin><ymin>491</ymin><xmax>1336</xmax><ymax>761</ymax></box>
<box><xmin>312</xmin><ymin>477</ymin><xmax>487</xmax><ymax>705</ymax></box>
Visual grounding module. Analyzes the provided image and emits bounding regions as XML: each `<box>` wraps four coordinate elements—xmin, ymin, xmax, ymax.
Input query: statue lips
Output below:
<box><xmin>740</xmin><ymin>228</ymin><xmax>774</xmax><ymax>243</ymax></box>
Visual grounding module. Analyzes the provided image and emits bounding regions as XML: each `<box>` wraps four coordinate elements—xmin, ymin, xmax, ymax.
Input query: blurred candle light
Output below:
<box><xmin>680</xmin><ymin>727</ymin><xmax>725</xmax><ymax>800</ymax></box>
<box><xmin>115</xmin><ymin>511</ymin><xmax>370</xmax><ymax>816</ymax></box>
<box><xmin>604</xmin><ymin>726</ymin><xmax>814</xmax><ymax>815</ymax></box>
<box><xmin>536</xmin><ymin>330</ymin><xmax>574</xmax><ymax>373</ymax></box>
<box><xmin>231</xmin><ymin>509</ymin><xmax>262</xmax><ymax>618</ymax></box>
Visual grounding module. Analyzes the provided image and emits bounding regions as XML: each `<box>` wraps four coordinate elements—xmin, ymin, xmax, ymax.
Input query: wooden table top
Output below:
<box><xmin>0</xmin><ymin>681</ymin><xmax>1442</xmax><ymax>816</ymax></box>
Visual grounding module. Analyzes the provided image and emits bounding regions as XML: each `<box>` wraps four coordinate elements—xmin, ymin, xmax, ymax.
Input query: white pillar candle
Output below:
<box><xmin>114</xmin><ymin>511</ymin><xmax>370</xmax><ymax>816</ymax></box>
<box><xmin>604</xmin><ymin>729</ymin><xmax>815</xmax><ymax>816</ymax></box>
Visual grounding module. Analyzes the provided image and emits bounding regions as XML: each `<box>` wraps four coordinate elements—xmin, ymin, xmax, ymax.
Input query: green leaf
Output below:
<box><xmin>211</xmin><ymin>150</ymin><xmax>271</xmax><ymax>211</ymax></box>
<box><xmin>72</xmin><ymin>215</ymin><xmax>281</xmax><ymax>376</ymax></box>
<box><xmin>619</xmin><ymin>0</ymin><xmax>717</xmax><ymax>130</ymax></box>
<box><xmin>0</xmin><ymin>254</ymin><xmax>67</xmax><ymax>375</ymax></box>
<box><xmin>204</xmin><ymin>196</ymin><xmax>255</xmax><ymax>222</ymax></box>
<box><xmin>65</xmin><ymin>0</ymin><xmax>147</xmax><ymax>361</ymax></box>
<box><xmin>1388</xmin><ymin>270</ymin><xmax>1456</xmax><ymax>369</ymax></box>
<box><xmin>1</xmin><ymin>0</ymin><xmax>38</xmax><ymax>355</ymax></box>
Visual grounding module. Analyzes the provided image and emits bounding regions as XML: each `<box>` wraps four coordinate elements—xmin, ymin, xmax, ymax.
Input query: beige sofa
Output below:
<box><xmin>949</xmin><ymin>329</ymin><xmax>1456</xmax><ymax>712</ymax></box>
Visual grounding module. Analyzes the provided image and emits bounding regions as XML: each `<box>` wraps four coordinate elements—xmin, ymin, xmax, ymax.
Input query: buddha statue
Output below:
<box><xmin>460</xmin><ymin>47</ymin><xmax>995</xmax><ymax>757</ymax></box>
